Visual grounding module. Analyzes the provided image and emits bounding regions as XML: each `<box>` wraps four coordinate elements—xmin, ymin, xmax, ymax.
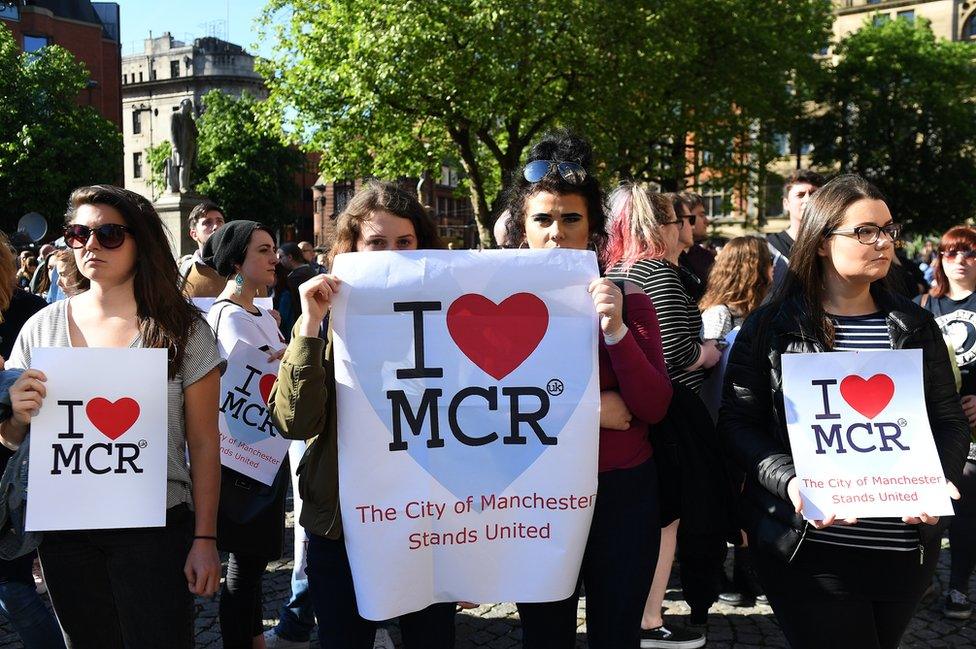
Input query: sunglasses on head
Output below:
<box><xmin>522</xmin><ymin>160</ymin><xmax>587</xmax><ymax>185</ymax></box>
<box><xmin>63</xmin><ymin>223</ymin><xmax>131</xmax><ymax>250</ymax></box>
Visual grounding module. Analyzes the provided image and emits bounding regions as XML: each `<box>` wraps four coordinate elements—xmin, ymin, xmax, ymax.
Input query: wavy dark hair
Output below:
<box><xmin>772</xmin><ymin>174</ymin><xmax>888</xmax><ymax>348</ymax></box>
<box><xmin>65</xmin><ymin>185</ymin><xmax>201</xmax><ymax>378</ymax></box>
<box><xmin>503</xmin><ymin>130</ymin><xmax>607</xmax><ymax>251</ymax></box>
<box><xmin>328</xmin><ymin>180</ymin><xmax>444</xmax><ymax>265</ymax></box>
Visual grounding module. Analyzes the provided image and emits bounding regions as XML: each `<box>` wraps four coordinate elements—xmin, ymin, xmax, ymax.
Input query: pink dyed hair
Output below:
<box><xmin>603</xmin><ymin>183</ymin><xmax>674</xmax><ymax>269</ymax></box>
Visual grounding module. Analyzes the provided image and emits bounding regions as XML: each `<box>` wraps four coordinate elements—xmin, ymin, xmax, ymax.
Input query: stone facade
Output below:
<box><xmin>121</xmin><ymin>33</ymin><xmax>266</xmax><ymax>200</ymax></box>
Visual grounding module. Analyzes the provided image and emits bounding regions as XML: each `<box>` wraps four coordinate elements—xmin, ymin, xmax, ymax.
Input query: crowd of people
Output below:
<box><xmin>0</xmin><ymin>129</ymin><xmax>971</xmax><ymax>649</ymax></box>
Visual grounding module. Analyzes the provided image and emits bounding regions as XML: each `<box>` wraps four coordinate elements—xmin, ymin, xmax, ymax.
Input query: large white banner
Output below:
<box><xmin>26</xmin><ymin>348</ymin><xmax>168</xmax><ymax>531</ymax></box>
<box><xmin>218</xmin><ymin>341</ymin><xmax>289</xmax><ymax>485</ymax></box>
<box><xmin>782</xmin><ymin>349</ymin><xmax>953</xmax><ymax>520</ymax></box>
<box><xmin>331</xmin><ymin>249</ymin><xmax>601</xmax><ymax>620</ymax></box>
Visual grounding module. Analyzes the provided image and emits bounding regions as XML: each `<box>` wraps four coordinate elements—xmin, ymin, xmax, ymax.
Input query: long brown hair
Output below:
<box><xmin>772</xmin><ymin>174</ymin><xmax>888</xmax><ymax>348</ymax></box>
<box><xmin>66</xmin><ymin>185</ymin><xmax>200</xmax><ymax>378</ymax></box>
<box><xmin>0</xmin><ymin>234</ymin><xmax>17</xmax><ymax>321</ymax></box>
<box><xmin>929</xmin><ymin>226</ymin><xmax>976</xmax><ymax>298</ymax></box>
<box><xmin>328</xmin><ymin>180</ymin><xmax>443</xmax><ymax>265</ymax></box>
<box><xmin>699</xmin><ymin>236</ymin><xmax>772</xmax><ymax>316</ymax></box>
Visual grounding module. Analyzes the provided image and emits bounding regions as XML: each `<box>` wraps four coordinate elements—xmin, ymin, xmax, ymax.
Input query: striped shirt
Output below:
<box><xmin>606</xmin><ymin>259</ymin><xmax>705</xmax><ymax>392</ymax></box>
<box><xmin>805</xmin><ymin>312</ymin><xmax>920</xmax><ymax>552</ymax></box>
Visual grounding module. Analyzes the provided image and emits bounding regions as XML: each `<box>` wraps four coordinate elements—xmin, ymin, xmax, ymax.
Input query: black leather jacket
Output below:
<box><xmin>718</xmin><ymin>288</ymin><xmax>970</xmax><ymax>563</ymax></box>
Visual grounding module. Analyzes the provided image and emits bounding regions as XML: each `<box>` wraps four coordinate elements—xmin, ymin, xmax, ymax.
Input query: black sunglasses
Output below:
<box><xmin>522</xmin><ymin>160</ymin><xmax>587</xmax><ymax>185</ymax></box>
<box><xmin>63</xmin><ymin>223</ymin><xmax>132</xmax><ymax>249</ymax></box>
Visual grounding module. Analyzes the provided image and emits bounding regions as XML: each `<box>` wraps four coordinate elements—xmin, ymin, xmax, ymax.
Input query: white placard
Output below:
<box><xmin>26</xmin><ymin>348</ymin><xmax>168</xmax><ymax>530</ymax></box>
<box><xmin>192</xmin><ymin>297</ymin><xmax>273</xmax><ymax>314</ymax></box>
<box><xmin>218</xmin><ymin>340</ymin><xmax>289</xmax><ymax>485</ymax></box>
<box><xmin>331</xmin><ymin>249</ymin><xmax>601</xmax><ymax>620</ymax></box>
<box><xmin>782</xmin><ymin>349</ymin><xmax>953</xmax><ymax>520</ymax></box>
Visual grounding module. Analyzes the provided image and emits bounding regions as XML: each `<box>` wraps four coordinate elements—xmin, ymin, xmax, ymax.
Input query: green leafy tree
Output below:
<box><xmin>808</xmin><ymin>17</ymin><xmax>976</xmax><ymax>234</ymax></box>
<box><xmin>144</xmin><ymin>141</ymin><xmax>171</xmax><ymax>200</ymax></box>
<box><xmin>0</xmin><ymin>23</ymin><xmax>122</xmax><ymax>232</ymax></box>
<box><xmin>195</xmin><ymin>90</ymin><xmax>305</xmax><ymax>228</ymax></box>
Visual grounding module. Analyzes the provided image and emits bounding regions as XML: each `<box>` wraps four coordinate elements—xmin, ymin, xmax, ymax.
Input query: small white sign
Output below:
<box><xmin>26</xmin><ymin>348</ymin><xmax>168</xmax><ymax>531</ymax></box>
<box><xmin>218</xmin><ymin>341</ymin><xmax>289</xmax><ymax>485</ymax></box>
<box><xmin>782</xmin><ymin>349</ymin><xmax>953</xmax><ymax>520</ymax></box>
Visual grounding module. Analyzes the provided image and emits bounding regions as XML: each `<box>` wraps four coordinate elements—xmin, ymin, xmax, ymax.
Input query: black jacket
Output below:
<box><xmin>718</xmin><ymin>288</ymin><xmax>970</xmax><ymax>562</ymax></box>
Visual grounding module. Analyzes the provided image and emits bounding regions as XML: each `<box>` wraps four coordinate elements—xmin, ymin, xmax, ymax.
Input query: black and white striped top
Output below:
<box><xmin>805</xmin><ymin>312</ymin><xmax>920</xmax><ymax>552</ymax></box>
<box><xmin>606</xmin><ymin>259</ymin><xmax>705</xmax><ymax>392</ymax></box>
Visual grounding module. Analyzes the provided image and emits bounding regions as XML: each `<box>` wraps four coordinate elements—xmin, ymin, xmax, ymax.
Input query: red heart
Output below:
<box><xmin>259</xmin><ymin>374</ymin><xmax>276</xmax><ymax>405</ymax></box>
<box><xmin>839</xmin><ymin>374</ymin><xmax>895</xmax><ymax>419</ymax></box>
<box><xmin>447</xmin><ymin>293</ymin><xmax>549</xmax><ymax>380</ymax></box>
<box><xmin>86</xmin><ymin>397</ymin><xmax>141</xmax><ymax>441</ymax></box>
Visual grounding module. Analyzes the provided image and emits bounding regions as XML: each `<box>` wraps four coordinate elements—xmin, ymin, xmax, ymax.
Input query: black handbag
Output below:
<box><xmin>217</xmin><ymin>463</ymin><xmax>289</xmax><ymax>558</ymax></box>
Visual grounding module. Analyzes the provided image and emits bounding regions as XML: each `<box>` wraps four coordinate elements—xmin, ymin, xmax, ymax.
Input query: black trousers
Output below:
<box><xmin>752</xmin><ymin>538</ymin><xmax>939</xmax><ymax>649</ymax></box>
<box><xmin>219</xmin><ymin>552</ymin><xmax>270</xmax><ymax>649</ymax></box>
<box><xmin>517</xmin><ymin>459</ymin><xmax>661</xmax><ymax>649</ymax></box>
<box><xmin>305</xmin><ymin>533</ymin><xmax>456</xmax><ymax>649</ymax></box>
<box><xmin>950</xmin><ymin>459</ymin><xmax>976</xmax><ymax>592</ymax></box>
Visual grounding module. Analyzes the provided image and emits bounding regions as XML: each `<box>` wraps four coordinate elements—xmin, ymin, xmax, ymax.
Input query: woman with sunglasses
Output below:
<box><xmin>2</xmin><ymin>185</ymin><xmax>223</xmax><ymax>648</ymax></box>
<box><xmin>720</xmin><ymin>175</ymin><xmax>969</xmax><ymax>649</ymax></box>
<box><xmin>267</xmin><ymin>180</ymin><xmax>457</xmax><ymax>649</ymax></box>
<box><xmin>604</xmin><ymin>187</ymin><xmax>722</xmax><ymax>648</ymax></box>
<box><xmin>915</xmin><ymin>225</ymin><xmax>976</xmax><ymax>620</ymax></box>
<box><xmin>505</xmin><ymin>131</ymin><xmax>673</xmax><ymax>649</ymax></box>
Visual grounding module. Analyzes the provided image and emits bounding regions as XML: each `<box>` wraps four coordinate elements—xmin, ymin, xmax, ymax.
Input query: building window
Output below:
<box><xmin>23</xmin><ymin>35</ymin><xmax>50</xmax><ymax>53</ymax></box>
<box><xmin>701</xmin><ymin>189</ymin><xmax>729</xmax><ymax>219</ymax></box>
<box><xmin>122</xmin><ymin>73</ymin><xmax>127</xmax><ymax>84</ymax></box>
<box><xmin>133</xmin><ymin>152</ymin><xmax>143</xmax><ymax>179</ymax></box>
<box><xmin>897</xmin><ymin>10</ymin><xmax>914</xmax><ymax>23</ymax></box>
<box><xmin>132</xmin><ymin>110</ymin><xmax>142</xmax><ymax>135</ymax></box>
<box><xmin>965</xmin><ymin>13</ymin><xmax>976</xmax><ymax>39</ymax></box>
<box><xmin>866</xmin><ymin>0</ymin><xmax>882</xmax><ymax>4</ymax></box>
<box><xmin>149</xmin><ymin>67</ymin><xmax>156</xmax><ymax>80</ymax></box>
<box><xmin>170</xmin><ymin>60</ymin><xmax>180</xmax><ymax>78</ymax></box>
<box><xmin>873</xmin><ymin>13</ymin><xmax>890</xmax><ymax>27</ymax></box>
<box><xmin>139</xmin><ymin>71</ymin><xmax>144</xmax><ymax>82</ymax></box>
<box><xmin>0</xmin><ymin>4</ymin><xmax>19</xmax><ymax>19</ymax></box>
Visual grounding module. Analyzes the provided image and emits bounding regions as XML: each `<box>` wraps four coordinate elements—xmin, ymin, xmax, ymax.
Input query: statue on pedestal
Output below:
<box><xmin>167</xmin><ymin>98</ymin><xmax>198</xmax><ymax>194</ymax></box>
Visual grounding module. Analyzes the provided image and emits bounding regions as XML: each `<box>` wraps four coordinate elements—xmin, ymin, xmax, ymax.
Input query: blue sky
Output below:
<box><xmin>116</xmin><ymin>0</ymin><xmax>283</xmax><ymax>58</ymax></box>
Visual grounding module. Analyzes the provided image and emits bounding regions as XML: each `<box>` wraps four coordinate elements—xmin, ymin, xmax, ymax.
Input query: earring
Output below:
<box><xmin>234</xmin><ymin>273</ymin><xmax>245</xmax><ymax>296</ymax></box>
<box><xmin>519</xmin><ymin>240</ymin><xmax>528</xmax><ymax>249</ymax></box>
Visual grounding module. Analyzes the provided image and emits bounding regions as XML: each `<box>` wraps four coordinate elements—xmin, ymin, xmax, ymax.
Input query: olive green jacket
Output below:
<box><xmin>267</xmin><ymin>322</ymin><xmax>343</xmax><ymax>539</ymax></box>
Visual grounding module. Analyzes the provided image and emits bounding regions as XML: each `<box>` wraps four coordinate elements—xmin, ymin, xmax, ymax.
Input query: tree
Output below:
<box><xmin>144</xmin><ymin>141</ymin><xmax>171</xmax><ymax>200</ymax></box>
<box><xmin>0</xmin><ymin>23</ymin><xmax>122</xmax><ymax>232</ymax></box>
<box><xmin>259</xmin><ymin>0</ymin><xmax>832</xmax><ymax>245</ymax></box>
<box><xmin>194</xmin><ymin>90</ymin><xmax>305</xmax><ymax>228</ymax></box>
<box><xmin>808</xmin><ymin>17</ymin><xmax>976</xmax><ymax>234</ymax></box>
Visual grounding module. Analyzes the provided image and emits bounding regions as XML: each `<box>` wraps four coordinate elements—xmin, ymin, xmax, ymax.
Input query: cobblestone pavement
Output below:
<box><xmin>1</xmin><ymin>502</ymin><xmax>973</xmax><ymax>648</ymax></box>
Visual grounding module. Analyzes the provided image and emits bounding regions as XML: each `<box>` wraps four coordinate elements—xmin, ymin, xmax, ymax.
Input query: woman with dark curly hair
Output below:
<box><xmin>506</xmin><ymin>131</ymin><xmax>673</xmax><ymax>649</ymax></box>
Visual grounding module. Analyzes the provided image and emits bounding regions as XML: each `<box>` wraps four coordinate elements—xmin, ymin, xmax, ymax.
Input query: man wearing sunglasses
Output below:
<box><xmin>678</xmin><ymin>193</ymin><xmax>714</xmax><ymax>291</ymax></box>
<box><xmin>767</xmin><ymin>169</ymin><xmax>825</xmax><ymax>291</ymax></box>
<box><xmin>179</xmin><ymin>201</ymin><xmax>227</xmax><ymax>298</ymax></box>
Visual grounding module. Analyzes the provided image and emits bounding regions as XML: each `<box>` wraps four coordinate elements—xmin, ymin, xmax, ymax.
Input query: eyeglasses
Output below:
<box><xmin>63</xmin><ymin>223</ymin><xmax>132</xmax><ymax>249</ymax></box>
<box><xmin>681</xmin><ymin>213</ymin><xmax>697</xmax><ymax>226</ymax></box>
<box><xmin>659</xmin><ymin>218</ymin><xmax>686</xmax><ymax>228</ymax></box>
<box><xmin>522</xmin><ymin>160</ymin><xmax>587</xmax><ymax>185</ymax></box>
<box><xmin>941</xmin><ymin>250</ymin><xmax>976</xmax><ymax>263</ymax></box>
<box><xmin>827</xmin><ymin>223</ymin><xmax>902</xmax><ymax>245</ymax></box>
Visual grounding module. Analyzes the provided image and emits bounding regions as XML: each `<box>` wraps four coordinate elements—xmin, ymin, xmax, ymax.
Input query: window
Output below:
<box><xmin>701</xmin><ymin>189</ymin><xmax>729</xmax><ymax>219</ymax></box>
<box><xmin>133</xmin><ymin>152</ymin><xmax>143</xmax><ymax>179</ymax></box>
<box><xmin>23</xmin><ymin>35</ymin><xmax>49</xmax><ymax>53</ymax></box>
<box><xmin>966</xmin><ymin>12</ymin><xmax>976</xmax><ymax>39</ymax></box>
<box><xmin>132</xmin><ymin>110</ymin><xmax>142</xmax><ymax>135</ymax></box>
<box><xmin>139</xmin><ymin>71</ymin><xmax>143</xmax><ymax>82</ymax></box>
<box><xmin>897</xmin><ymin>10</ymin><xmax>914</xmax><ymax>23</ymax></box>
<box><xmin>873</xmin><ymin>13</ymin><xmax>890</xmax><ymax>27</ymax></box>
<box><xmin>149</xmin><ymin>67</ymin><xmax>156</xmax><ymax>80</ymax></box>
<box><xmin>0</xmin><ymin>4</ymin><xmax>19</xmax><ymax>19</ymax></box>
<box><xmin>170</xmin><ymin>60</ymin><xmax>180</xmax><ymax>78</ymax></box>
<box><xmin>122</xmin><ymin>73</ymin><xmax>127</xmax><ymax>84</ymax></box>
<box><xmin>866</xmin><ymin>0</ymin><xmax>882</xmax><ymax>4</ymax></box>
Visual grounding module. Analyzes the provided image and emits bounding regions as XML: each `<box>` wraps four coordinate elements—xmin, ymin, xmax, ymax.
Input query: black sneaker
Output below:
<box><xmin>945</xmin><ymin>589</ymin><xmax>972</xmax><ymax>620</ymax></box>
<box><xmin>718</xmin><ymin>591</ymin><xmax>750</xmax><ymax>606</ymax></box>
<box><xmin>640</xmin><ymin>624</ymin><xmax>706</xmax><ymax>648</ymax></box>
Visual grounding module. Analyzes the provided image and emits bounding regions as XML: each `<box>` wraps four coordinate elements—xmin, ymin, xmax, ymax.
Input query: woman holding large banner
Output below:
<box><xmin>202</xmin><ymin>220</ymin><xmax>290</xmax><ymax>649</ymax></box>
<box><xmin>915</xmin><ymin>225</ymin><xmax>976</xmax><ymax>620</ymax></box>
<box><xmin>503</xmin><ymin>131</ymin><xmax>673</xmax><ymax>649</ymax></box>
<box><xmin>1</xmin><ymin>185</ymin><xmax>223</xmax><ymax>648</ymax></box>
<box><xmin>720</xmin><ymin>174</ymin><xmax>970</xmax><ymax>649</ymax></box>
<box><xmin>267</xmin><ymin>181</ymin><xmax>459</xmax><ymax>648</ymax></box>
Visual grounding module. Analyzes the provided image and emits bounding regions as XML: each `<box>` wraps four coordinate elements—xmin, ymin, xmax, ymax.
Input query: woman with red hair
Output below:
<box><xmin>916</xmin><ymin>225</ymin><xmax>976</xmax><ymax>620</ymax></box>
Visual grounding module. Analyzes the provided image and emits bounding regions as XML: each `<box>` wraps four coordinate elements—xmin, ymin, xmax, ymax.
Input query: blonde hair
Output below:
<box><xmin>604</xmin><ymin>183</ymin><xmax>675</xmax><ymax>268</ymax></box>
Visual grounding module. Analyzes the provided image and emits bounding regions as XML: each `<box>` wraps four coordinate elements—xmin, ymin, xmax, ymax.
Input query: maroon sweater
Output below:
<box><xmin>598</xmin><ymin>290</ymin><xmax>672</xmax><ymax>472</ymax></box>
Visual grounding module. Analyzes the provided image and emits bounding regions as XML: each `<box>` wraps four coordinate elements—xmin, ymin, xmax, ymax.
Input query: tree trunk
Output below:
<box><xmin>450</xmin><ymin>125</ymin><xmax>494</xmax><ymax>248</ymax></box>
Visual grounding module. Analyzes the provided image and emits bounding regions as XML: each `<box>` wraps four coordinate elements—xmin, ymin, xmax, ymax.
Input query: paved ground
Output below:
<box><xmin>2</xmin><ymin>497</ymin><xmax>975</xmax><ymax>648</ymax></box>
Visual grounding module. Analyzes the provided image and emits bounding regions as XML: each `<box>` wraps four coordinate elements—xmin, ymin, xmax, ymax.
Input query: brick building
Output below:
<box><xmin>0</xmin><ymin>0</ymin><xmax>122</xmax><ymax>129</ymax></box>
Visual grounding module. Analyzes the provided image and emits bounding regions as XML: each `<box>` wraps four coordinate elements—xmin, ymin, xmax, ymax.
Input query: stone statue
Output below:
<box><xmin>168</xmin><ymin>98</ymin><xmax>198</xmax><ymax>193</ymax></box>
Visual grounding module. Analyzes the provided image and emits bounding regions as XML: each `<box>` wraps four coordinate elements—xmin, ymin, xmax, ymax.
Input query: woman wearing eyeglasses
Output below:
<box><xmin>915</xmin><ymin>225</ymin><xmax>976</xmax><ymax>620</ymax></box>
<box><xmin>720</xmin><ymin>175</ymin><xmax>969</xmax><ymax>649</ymax></box>
<box><xmin>1</xmin><ymin>185</ymin><xmax>223</xmax><ymax>648</ymax></box>
<box><xmin>604</xmin><ymin>187</ymin><xmax>723</xmax><ymax>648</ymax></box>
<box><xmin>504</xmin><ymin>131</ymin><xmax>673</xmax><ymax>649</ymax></box>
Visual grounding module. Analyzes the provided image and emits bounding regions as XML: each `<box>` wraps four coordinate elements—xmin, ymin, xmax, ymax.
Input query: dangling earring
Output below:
<box><xmin>234</xmin><ymin>273</ymin><xmax>245</xmax><ymax>296</ymax></box>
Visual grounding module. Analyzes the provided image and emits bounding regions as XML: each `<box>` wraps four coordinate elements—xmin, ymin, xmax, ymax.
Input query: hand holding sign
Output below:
<box><xmin>587</xmin><ymin>278</ymin><xmax>624</xmax><ymax>338</ymax></box>
<box><xmin>298</xmin><ymin>274</ymin><xmax>340</xmax><ymax>336</ymax></box>
<box><xmin>787</xmin><ymin>476</ymin><xmax>858</xmax><ymax>529</ymax></box>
